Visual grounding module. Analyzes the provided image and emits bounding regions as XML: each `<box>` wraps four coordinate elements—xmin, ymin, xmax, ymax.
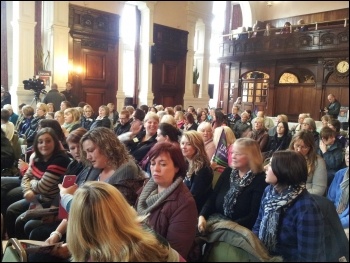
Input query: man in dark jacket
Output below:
<box><xmin>60</xmin><ymin>82</ymin><xmax>79</xmax><ymax>107</ymax></box>
<box><xmin>114</xmin><ymin>109</ymin><xmax>131</xmax><ymax>136</ymax></box>
<box><xmin>324</xmin><ymin>93</ymin><xmax>341</xmax><ymax>119</ymax></box>
<box><xmin>43</xmin><ymin>83</ymin><xmax>66</xmax><ymax>111</ymax></box>
<box><xmin>1</xmin><ymin>86</ymin><xmax>11</xmax><ymax>108</ymax></box>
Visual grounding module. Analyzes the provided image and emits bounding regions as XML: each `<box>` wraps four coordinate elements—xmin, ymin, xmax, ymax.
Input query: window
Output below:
<box><xmin>241</xmin><ymin>71</ymin><xmax>269</xmax><ymax>103</ymax></box>
<box><xmin>121</xmin><ymin>3</ymin><xmax>137</xmax><ymax>97</ymax></box>
<box><xmin>279</xmin><ymin>73</ymin><xmax>299</xmax><ymax>83</ymax></box>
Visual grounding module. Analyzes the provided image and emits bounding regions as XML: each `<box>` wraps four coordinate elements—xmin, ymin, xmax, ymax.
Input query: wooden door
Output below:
<box><xmin>241</xmin><ymin>79</ymin><xmax>269</xmax><ymax>114</ymax></box>
<box><xmin>69</xmin><ymin>4</ymin><xmax>119</xmax><ymax>113</ymax></box>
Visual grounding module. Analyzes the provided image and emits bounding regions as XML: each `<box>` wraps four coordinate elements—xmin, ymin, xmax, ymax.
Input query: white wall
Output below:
<box><xmin>250</xmin><ymin>1</ymin><xmax>349</xmax><ymax>23</ymax></box>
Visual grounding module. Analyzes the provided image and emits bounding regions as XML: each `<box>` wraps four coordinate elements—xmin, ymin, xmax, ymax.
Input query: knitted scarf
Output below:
<box><xmin>337</xmin><ymin>168</ymin><xmax>349</xmax><ymax>214</ymax></box>
<box><xmin>137</xmin><ymin>176</ymin><xmax>183</xmax><ymax>216</ymax></box>
<box><xmin>258</xmin><ymin>183</ymin><xmax>306</xmax><ymax>252</ymax></box>
<box><xmin>223</xmin><ymin>169</ymin><xmax>255</xmax><ymax>218</ymax></box>
<box><xmin>63</xmin><ymin>121</ymin><xmax>80</xmax><ymax>132</ymax></box>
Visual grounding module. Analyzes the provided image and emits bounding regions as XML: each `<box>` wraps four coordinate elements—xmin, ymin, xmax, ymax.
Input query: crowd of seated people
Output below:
<box><xmin>1</xmin><ymin>98</ymin><xmax>349</xmax><ymax>262</ymax></box>
<box><xmin>234</xmin><ymin>17</ymin><xmax>349</xmax><ymax>41</ymax></box>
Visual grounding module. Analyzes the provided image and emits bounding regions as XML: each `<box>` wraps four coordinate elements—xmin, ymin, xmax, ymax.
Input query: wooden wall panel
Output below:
<box><xmin>152</xmin><ymin>24</ymin><xmax>188</xmax><ymax>107</ymax></box>
<box><xmin>85</xmin><ymin>53</ymin><xmax>106</xmax><ymax>81</ymax></box>
<box><xmin>274</xmin><ymin>86</ymin><xmax>291</xmax><ymax>115</ymax></box>
<box><xmin>274</xmin><ymin>85</ymin><xmax>321</xmax><ymax>121</ymax></box>
<box><xmin>83</xmin><ymin>88</ymin><xmax>105</xmax><ymax>114</ymax></box>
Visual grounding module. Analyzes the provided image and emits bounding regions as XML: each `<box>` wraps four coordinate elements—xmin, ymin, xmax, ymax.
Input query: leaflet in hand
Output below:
<box><xmin>20</xmin><ymin>240</ymin><xmax>63</xmax><ymax>254</ymax></box>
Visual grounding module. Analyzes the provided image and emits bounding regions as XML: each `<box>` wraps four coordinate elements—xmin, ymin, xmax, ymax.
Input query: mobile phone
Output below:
<box><xmin>62</xmin><ymin>175</ymin><xmax>77</xmax><ymax>188</ymax></box>
<box><xmin>58</xmin><ymin>175</ymin><xmax>77</xmax><ymax>219</ymax></box>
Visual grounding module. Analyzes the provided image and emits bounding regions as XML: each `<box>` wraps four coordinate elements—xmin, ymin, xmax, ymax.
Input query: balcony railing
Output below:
<box><xmin>218</xmin><ymin>18</ymin><xmax>349</xmax><ymax>62</ymax></box>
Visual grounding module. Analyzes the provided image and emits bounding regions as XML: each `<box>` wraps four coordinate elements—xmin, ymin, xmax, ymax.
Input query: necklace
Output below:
<box><xmin>185</xmin><ymin>171</ymin><xmax>192</xmax><ymax>181</ymax></box>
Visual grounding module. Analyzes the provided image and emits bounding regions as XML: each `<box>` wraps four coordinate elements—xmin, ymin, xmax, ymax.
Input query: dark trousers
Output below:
<box><xmin>1</xmin><ymin>176</ymin><xmax>22</xmax><ymax>238</ymax></box>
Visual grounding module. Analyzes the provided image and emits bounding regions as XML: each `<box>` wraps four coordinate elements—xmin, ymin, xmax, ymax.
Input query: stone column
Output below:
<box><xmin>138</xmin><ymin>1</ymin><xmax>156</xmax><ymax>107</ymax></box>
<box><xmin>184</xmin><ymin>2</ymin><xmax>213</xmax><ymax>110</ymax></box>
<box><xmin>11</xmin><ymin>1</ymin><xmax>37</xmax><ymax>110</ymax></box>
<box><xmin>42</xmin><ymin>1</ymin><xmax>70</xmax><ymax>90</ymax></box>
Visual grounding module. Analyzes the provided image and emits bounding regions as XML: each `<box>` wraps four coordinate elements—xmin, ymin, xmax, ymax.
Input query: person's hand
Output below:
<box><xmin>210</xmin><ymin>161</ymin><xmax>218</xmax><ymax>171</ymax></box>
<box><xmin>58</xmin><ymin>183</ymin><xmax>78</xmax><ymax>197</ymax></box>
<box><xmin>130</xmin><ymin>120</ymin><xmax>143</xmax><ymax>135</ymax></box>
<box><xmin>198</xmin><ymin>216</ymin><xmax>207</xmax><ymax>233</ymax></box>
<box><xmin>50</xmin><ymin>243</ymin><xmax>70</xmax><ymax>259</ymax></box>
<box><xmin>18</xmin><ymin>159</ymin><xmax>29</xmax><ymax>170</ymax></box>
<box><xmin>45</xmin><ymin>233</ymin><xmax>61</xmax><ymax>245</ymax></box>
<box><xmin>23</xmin><ymin>190</ymin><xmax>36</xmax><ymax>202</ymax></box>
<box><xmin>319</xmin><ymin>140</ymin><xmax>327</xmax><ymax>153</ymax></box>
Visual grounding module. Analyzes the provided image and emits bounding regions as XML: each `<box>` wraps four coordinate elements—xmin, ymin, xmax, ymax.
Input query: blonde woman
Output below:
<box><xmin>181</xmin><ymin>130</ymin><xmax>213</xmax><ymax>213</ymax></box>
<box><xmin>127</xmin><ymin>112</ymin><xmax>159</xmax><ymax>163</ymax></box>
<box><xmin>46</xmin><ymin>102</ymin><xmax>55</xmax><ymax>113</ymax></box>
<box><xmin>54</xmin><ymin>110</ymin><xmax>65</xmax><ymax>126</ymax></box>
<box><xmin>89</xmin><ymin>105</ymin><xmax>112</xmax><ymax>130</ymax></box>
<box><xmin>62</xmin><ymin>107</ymin><xmax>81</xmax><ymax>136</ymax></box>
<box><xmin>174</xmin><ymin>110</ymin><xmax>185</xmax><ymax>129</ymax></box>
<box><xmin>81</xmin><ymin>104</ymin><xmax>95</xmax><ymax>130</ymax></box>
<box><xmin>198</xmin><ymin>138</ymin><xmax>267</xmax><ymax>232</ymax></box>
<box><xmin>67</xmin><ymin>181</ymin><xmax>184</xmax><ymax>261</ymax></box>
<box><xmin>197</xmin><ymin>121</ymin><xmax>216</xmax><ymax>161</ymax></box>
<box><xmin>160</xmin><ymin>114</ymin><xmax>177</xmax><ymax>128</ymax></box>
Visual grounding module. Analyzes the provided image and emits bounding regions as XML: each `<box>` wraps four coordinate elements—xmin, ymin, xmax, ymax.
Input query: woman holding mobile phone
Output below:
<box><xmin>5</xmin><ymin>127</ymin><xmax>71</xmax><ymax>239</ymax></box>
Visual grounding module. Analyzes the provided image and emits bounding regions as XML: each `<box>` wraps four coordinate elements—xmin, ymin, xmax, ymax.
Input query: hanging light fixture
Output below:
<box><xmin>267</xmin><ymin>1</ymin><xmax>273</xmax><ymax>7</ymax></box>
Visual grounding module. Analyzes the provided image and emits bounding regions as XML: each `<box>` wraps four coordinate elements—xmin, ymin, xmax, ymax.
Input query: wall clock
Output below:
<box><xmin>335</xmin><ymin>60</ymin><xmax>349</xmax><ymax>76</ymax></box>
<box><xmin>279</xmin><ymin>73</ymin><xmax>299</xmax><ymax>83</ymax></box>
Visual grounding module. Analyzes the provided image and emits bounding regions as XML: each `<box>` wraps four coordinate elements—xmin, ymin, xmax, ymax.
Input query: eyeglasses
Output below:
<box><xmin>84</xmin><ymin>111</ymin><xmax>92</xmax><ymax>113</ymax></box>
<box><xmin>294</xmin><ymin>144</ymin><xmax>310</xmax><ymax>150</ymax></box>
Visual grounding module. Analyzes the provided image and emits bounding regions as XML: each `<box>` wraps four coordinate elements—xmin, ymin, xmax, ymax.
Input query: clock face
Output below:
<box><xmin>279</xmin><ymin>73</ymin><xmax>298</xmax><ymax>83</ymax></box>
<box><xmin>336</xmin><ymin>61</ymin><xmax>349</xmax><ymax>74</ymax></box>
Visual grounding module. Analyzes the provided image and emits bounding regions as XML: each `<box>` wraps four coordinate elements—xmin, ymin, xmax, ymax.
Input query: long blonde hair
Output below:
<box><xmin>181</xmin><ymin>130</ymin><xmax>210</xmax><ymax>175</ymax></box>
<box><xmin>67</xmin><ymin>181</ymin><xmax>170</xmax><ymax>262</ymax></box>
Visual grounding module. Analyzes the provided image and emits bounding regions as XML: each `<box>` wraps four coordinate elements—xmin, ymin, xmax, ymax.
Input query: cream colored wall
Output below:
<box><xmin>69</xmin><ymin>1</ymin><xmax>122</xmax><ymax>15</ymax></box>
<box><xmin>153</xmin><ymin>2</ymin><xmax>188</xmax><ymax>30</ymax></box>
<box><xmin>250</xmin><ymin>1</ymin><xmax>349</xmax><ymax>22</ymax></box>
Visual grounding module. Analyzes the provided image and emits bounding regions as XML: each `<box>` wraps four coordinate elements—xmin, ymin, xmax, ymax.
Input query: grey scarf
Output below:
<box><xmin>337</xmin><ymin>168</ymin><xmax>349</xmax><ymax>214</ymax></box>
<box><xmin>223</xmin><ymin>169</ymin><xmax>255</xmax><ymax>218</ymax></box>
<box><xmin>137</xmin><ymin>176</ymin><xmax>183</xmax><ymax>216</ymax></box>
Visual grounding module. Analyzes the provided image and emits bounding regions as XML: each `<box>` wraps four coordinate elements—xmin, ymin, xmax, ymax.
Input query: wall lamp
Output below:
<box><xmin>267</xmin><ymin>1</ymin><xmax>273</xmax><ymax>7</ymax></box>
<box><xmin>68</xmin><ymin>61</ymin><xmax>83</xmax><ymax>77</ymax></box>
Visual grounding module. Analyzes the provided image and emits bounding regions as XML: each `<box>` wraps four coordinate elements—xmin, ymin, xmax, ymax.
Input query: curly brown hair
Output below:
<box><xmin>80</xmin><ymin>127</ymin><xmax>131</xmax><ymax>168</ymax></box>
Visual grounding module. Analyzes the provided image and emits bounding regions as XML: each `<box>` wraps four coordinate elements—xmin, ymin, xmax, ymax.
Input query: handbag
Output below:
<box><xmin>2</xmin><ymin>238</ymin><xmax>27</xmax><ymax>262</ymax></box>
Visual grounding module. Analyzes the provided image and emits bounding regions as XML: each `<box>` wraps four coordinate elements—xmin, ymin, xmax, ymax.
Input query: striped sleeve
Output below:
<box><xmin>21</xmin><ymin>164</ymin><xmax>35</xmax><ymax>193</ymax></box>
<box><xmin>30</xmin><ymin>155</ymin><xmax>71</xmax><ymax>201</ymax></box>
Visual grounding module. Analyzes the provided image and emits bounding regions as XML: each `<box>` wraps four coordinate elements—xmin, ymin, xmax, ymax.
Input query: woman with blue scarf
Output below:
<box><xmin>253</xmin><ymin>150</ymin><xmax>326</xmax><ymax>261</ymax></box>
